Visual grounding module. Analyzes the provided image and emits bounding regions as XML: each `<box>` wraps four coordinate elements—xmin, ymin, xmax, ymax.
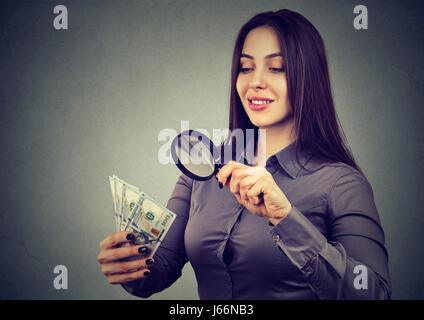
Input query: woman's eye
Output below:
<box><xmin>239</xmin><ymin>68</ymin><xmax>252</xmax><ymax>73</ymax></box>
<box><xmin>270</xmin><ymin>67</ymin><xmax>285</xmax><ymax>73</ymax></box>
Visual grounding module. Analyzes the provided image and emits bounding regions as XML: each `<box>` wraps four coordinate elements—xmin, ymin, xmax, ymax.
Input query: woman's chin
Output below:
<box><xmin>249</xmin><ymin>113</ymin><xmax>294</xmax><ymax>129</ymax></box>
<box><xmin>249</xmin><ymin>117</ymin><xmax>274</xmax><ymax>128</ymax></box>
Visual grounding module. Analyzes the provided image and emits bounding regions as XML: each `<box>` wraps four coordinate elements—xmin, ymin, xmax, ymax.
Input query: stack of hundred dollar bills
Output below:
<box><xmin>108</xmin><ymin>175</ymin><xmax>176</xmax><ymax>257</ymax></box>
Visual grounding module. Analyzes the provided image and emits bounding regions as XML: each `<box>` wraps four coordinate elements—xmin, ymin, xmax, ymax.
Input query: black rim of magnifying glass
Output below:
<box><xmin>171</xmin><ymin>129</ymin><xmax>221</xmax><ymax>181</ymax></box>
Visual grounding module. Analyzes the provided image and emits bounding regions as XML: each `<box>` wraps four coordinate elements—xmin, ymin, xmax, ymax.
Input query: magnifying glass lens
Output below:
<box><xmin>172</xmin><ymin>131</ymin><xmax>217</xmax><ymax>180</ymax></box>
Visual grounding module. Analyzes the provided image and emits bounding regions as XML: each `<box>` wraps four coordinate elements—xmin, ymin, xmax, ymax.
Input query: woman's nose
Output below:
<box><xmin>248</xmin><ymin>70</ymin><xmax>267</xmax><ymax>90</ymax></box>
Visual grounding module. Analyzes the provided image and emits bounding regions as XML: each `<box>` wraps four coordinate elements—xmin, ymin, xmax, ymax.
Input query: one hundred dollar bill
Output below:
<box><xmin>124</xmin><ymin>192</ymin><xmax>176</xmax><ymax>256</ymax></box>
<box><xmin>108</xmin><ymin>175</ymin><xmax>176</xmax><ymax>257</ymax></box>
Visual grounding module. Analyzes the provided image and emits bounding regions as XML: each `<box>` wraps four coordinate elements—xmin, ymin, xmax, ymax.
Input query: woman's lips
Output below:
<box><xmin>248</xmin><ymin>98</ymin><xmax>273</xmax><ymax>111</ymax></box>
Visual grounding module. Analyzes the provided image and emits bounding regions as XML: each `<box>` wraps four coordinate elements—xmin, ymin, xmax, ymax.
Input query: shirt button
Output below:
<box><xmin>305</xmin><ymin>266</ymin><xmax>313</xmax><ymax>274</ymax></box>
<box><xmin>224</xmin><ymin>235</ymin><xmax>229</xmax><ymax>240</ymax></box>
<box><xmin>273</xmin><ymin>234</ymin><xmax>280</xmax><ymax>242</ymax></box>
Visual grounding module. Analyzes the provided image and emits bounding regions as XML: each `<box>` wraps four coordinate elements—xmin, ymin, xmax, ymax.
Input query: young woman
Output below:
<box><xmin>97</xmin><ymin>9</ymin><xmax>391</xmax><ymax>299</ymax></box>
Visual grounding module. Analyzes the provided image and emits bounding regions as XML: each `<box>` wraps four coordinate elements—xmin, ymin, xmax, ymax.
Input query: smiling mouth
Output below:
<box><xmin>248</xmin><ymin>98</ymin><xmax>274</xmax><ymax>111</ymax></box>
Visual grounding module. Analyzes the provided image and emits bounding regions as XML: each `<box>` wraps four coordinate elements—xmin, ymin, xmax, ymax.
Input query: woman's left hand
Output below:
<box><xmin>217</xmin><ymin>161</ymin><xmax>292</xmax><ymax>225</ymax></box>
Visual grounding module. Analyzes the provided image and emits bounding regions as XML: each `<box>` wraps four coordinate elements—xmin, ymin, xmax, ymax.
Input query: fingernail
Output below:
<box><xmin>144</xmin><ymin>270</ymin><xmax>151</xmax><ymax>277</ymax></box>
<box><xmin>138</xmin><ymin>247</ymin><xmax>148</xmax><ymax>254</ymax></box>
<box><xmin>126</xmin><ymin>233</ymin><xmax>135</xmax><ymax>241</ymax></box>
<box><xmin>219</xmin><ymin>182</ymin><xmax>223</xmax><ymax>189</ymax></box>
<box><xmin>146</xmin><ymin>258</ymin><xmax>154</xmax><ymax>265</ymax></box>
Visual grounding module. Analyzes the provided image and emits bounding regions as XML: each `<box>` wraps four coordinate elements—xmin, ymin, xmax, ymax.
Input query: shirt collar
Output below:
<box><xmin>273</xmin><ymin>142</ymin><xmax>314</xmax><ymax>179</ymax></box>
<box><xmin>239</xmin><ymin>137</ymin><xmax>319</xmax><ymax>179</ymax></box>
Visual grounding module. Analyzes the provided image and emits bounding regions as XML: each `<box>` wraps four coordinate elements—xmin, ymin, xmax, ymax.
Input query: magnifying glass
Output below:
<box><xmin>170</xmin><ymin>129</ymin><xmax>223</xmax><ymax>181</ymax></box>
<box><xmin>171</xmin><ymin>130</ymin><xmax>263</xmax><ymax>199</ymax></box>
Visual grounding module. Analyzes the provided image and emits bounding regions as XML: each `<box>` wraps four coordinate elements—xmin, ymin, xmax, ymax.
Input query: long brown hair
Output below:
<box><xmin>228</xmin><ymin>9</ymin><xmax>361</xmax><ymax>172</ymax></box>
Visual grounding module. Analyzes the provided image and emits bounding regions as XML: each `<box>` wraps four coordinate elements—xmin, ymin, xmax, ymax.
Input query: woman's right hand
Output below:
<box><xmin>97</xmin><ymin>231</ymin><xmax>154</xmax><ymax>284</ymax></box>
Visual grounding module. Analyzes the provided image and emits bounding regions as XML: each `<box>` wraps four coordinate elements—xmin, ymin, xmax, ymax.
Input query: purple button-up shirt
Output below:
<box><xmin>123</xmin><ymin>142</ymin><xmax>391</xmax><ymax>299</ymax></box>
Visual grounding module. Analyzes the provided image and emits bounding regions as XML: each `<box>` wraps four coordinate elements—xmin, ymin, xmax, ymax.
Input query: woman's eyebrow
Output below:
<box><xmin>240</xmin><ymin>52</ymin><xmax>283</xmax><ymax>59</ymax></box>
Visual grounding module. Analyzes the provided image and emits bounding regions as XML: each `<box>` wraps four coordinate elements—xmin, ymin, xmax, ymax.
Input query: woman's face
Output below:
<box><xmin>236</xmin><ymin>26</ymin><xmax>292</xmax><ymax>128</ymax></box>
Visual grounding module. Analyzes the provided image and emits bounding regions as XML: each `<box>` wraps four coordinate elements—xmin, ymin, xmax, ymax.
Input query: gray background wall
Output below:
<box><xmin>0</xmin><ymin>0</ymin><xmax>422</xmax><ymax>299</ymax></box>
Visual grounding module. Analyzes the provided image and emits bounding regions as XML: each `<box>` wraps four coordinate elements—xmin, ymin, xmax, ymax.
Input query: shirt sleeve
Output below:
<box><xmin>269</xmin><ymin>170</ymin><xmax>392</xmax><ymax>299</ymax></box>
<box><xmin>122</xmin><ymin>174</ymin><xmax>193</xmax><ymax>298</ymax></box>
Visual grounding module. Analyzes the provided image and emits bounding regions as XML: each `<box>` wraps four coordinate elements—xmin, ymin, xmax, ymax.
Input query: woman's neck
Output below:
<box><xmin>255</xmin><ymin>118</ymin><xmax>296</xmax><ymax>166</ymax></box>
